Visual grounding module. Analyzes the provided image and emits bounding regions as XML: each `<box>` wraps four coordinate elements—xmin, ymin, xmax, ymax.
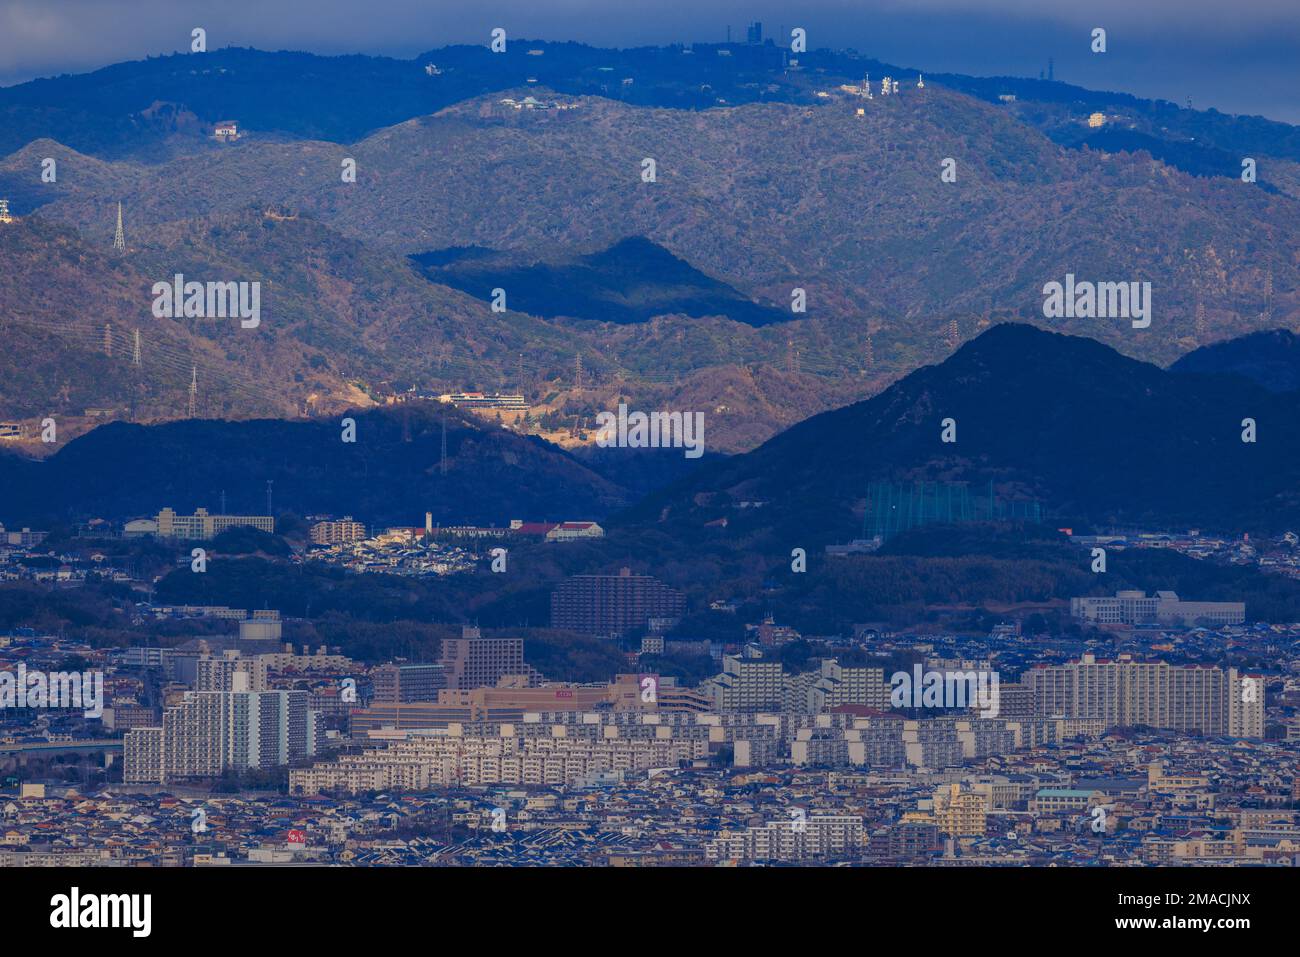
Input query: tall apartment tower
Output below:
<box><xmin>125</xmin><ymin>689</ymin><xmax>320</xmax><ymax>783</ymax></box>
<box><xmin>371</xmin><ymin>662</ymin><xmax>447</xmax><ymax>702</ymax></box>
<box><xmin>1023</xmin><ymin>654</ymin><xmax>1264</xmax><ymax>738</ymax></box>
<box><xmin>702</xmin><ymin>654</ymin><xmax>784</xmax><ymax>712</ymax></box>
<box><xmin>550</xmin><ymin>567</ymin><xmax>686</xmax><ymax>638</ymax></box>
<box><xmin>195</xmin><ymin>651</ymin><xmax>269</xmax><ymax>692</ymax></box>
<box><xmin>437</xmin><ymin>626</ymin><xmax>534</xmax><ymax>689</ymax></box>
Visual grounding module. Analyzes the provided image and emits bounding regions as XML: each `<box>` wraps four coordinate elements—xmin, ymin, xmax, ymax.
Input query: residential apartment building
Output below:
<box><xmin>371</xmin><ymin>663</ymin><xmax>446</xmax><ymax>702</ymax></box>
<box><xmin>549</xmin><ymin>567</ymin><xmax>685</xmax><ymax>637</ymax></box>
<box><xmin>702</xmin><ymin>655</ymin><xmax>784</xmax><ymax>712</ymax></box>
<box><xmin>125</xmin><ymin>689</ymin><xmax>321</xmax><ymax>783</ymax></box>
<box><xmin>705</xmin><ymin>816</ymin><xmax>863</xmax><ymax>863</ymax></box>
<box><xmin>194</xmin><ymin>651</ymin><xmax>269</xmax><ymax>692</ymax></box>
<box><xmin>783</xmin><ymin>658</ymin><xmax>891</xmax><ymax>713</ymax></box>
<box><xmin>1024</xmin><ymin>654</ymin><xmax>1264</xmax><ymax>737</ymax></box>
<box><xmin>290</xmin><ymin>731</ymin><xmax>707</xmax><ymax>794</ymax></box>
<box><xmin>309</xmin><ymin>517</ymin><xmax>367</xmax><ymax>545</ymax></box>
<box><xmin>932</xmin><ymin>783</ymin><xmax>989</xmax><ymax>837</ymax></box>
<box><xmin>437</xmin><ymin>626</ymin><xmax>535</xmax><ymax>689</ymax></box>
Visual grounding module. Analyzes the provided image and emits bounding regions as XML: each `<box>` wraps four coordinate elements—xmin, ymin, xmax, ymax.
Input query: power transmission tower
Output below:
<box><xmin>130</xmin><ymin>328</ymin><xmax>143</xmax><ymax>421</ymax></box>
<box><xmin>574</xmin><ymin>353</ymin><xmax>584</xmax><ymax>391</ymax></box>
<box><xmin>864</xmin><ymin>333</ymin><xmax>874</xmax><ymax>370</ymax></box>
<box><xmin>440</xmin><ymin>414</ymin><xmax>448</xmax><ymax>475</ymax></box>
<box><xmin>188</xmin><ymin>365</ymin><xmax>197</xmax><ymax>418</ymax></box>
<box><xmin>112</xmin><ymin>202</ymin><xmax>125</xmax><ymax>251</ymax></box>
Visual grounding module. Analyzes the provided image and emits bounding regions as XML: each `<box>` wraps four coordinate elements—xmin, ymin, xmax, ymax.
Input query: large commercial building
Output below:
<box><xmin>349</xmin><ymin>675</ymin><xmax>710</xmax><ymax>732</ymax></box>
<box><xmin>1070</xmin><ymin>590</ymin><xmax>1245</xmax><ymax>627</ymax></box>
<box><xmin>1023</xmin><ymin>654</ymin><xmax>1263</xmax><ymax>737</ymax></box>
<box><xmin>550</xmin><ymin>567</ymin><xmax>685</xmax><ymax>637</ymax></box>
<box><xmin>125</xmin><ymin>689</ymin><xmax>321</xmax><ymax>783</ymax></box>
<box><xmin>156</xmin><ymin>507</ymin><xmax>275</xmax><ymax>541</ymax></box>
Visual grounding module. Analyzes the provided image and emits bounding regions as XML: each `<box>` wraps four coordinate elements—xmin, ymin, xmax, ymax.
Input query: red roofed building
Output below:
<box><xmin>509</xmin><ymin>520</ymin><xmax>605</xmax><ymax>541</ymax></box>
<box><xmin>546</xmin><ymin>521</ymin><xmax>604</xmax><ymax>541</ymax></box>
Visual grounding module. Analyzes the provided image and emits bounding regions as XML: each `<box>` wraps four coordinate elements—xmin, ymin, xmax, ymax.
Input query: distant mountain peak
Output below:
<box><xmin>1171</xmin><ymin>327</ymin><xmax>1300</xmax><ymax>392</ymax></box>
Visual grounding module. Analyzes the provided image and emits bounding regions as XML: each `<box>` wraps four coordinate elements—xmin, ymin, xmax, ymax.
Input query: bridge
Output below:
<box><xmin>0</xmin><ymin>739</ymin><xmax>122</xmax><ymax>777</ymax></box>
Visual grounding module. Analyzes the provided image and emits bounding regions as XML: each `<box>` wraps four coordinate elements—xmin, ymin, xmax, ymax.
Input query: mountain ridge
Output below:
<box><xmin>616</xmin><ymin>323</ymin><xmax>1300</xmax><ymax>539</ymax></box>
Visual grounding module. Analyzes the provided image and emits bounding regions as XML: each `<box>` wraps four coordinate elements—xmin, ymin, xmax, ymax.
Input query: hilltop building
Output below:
<box><xmin>155</xmin><ymin>507</ymin><xmax>274</xmax><ymax>540</ymax></box>
<box><xmin>510</xmin><ymin>519</ymin><xmax>605</xmax><ymax>541</ymax></box>
<box><xmin>1071</xmin><ymin>590</ymin><xmax>1244</xmax><ymax>627</ymax></box>
<box><xmin>550</xmin><ymin>567</ymin><xmax>685</xmax><ymax>638</ymax></box>
<box><xmin>310</xmin><ymin>517</ymin><xmax>367</xmax><ymax>545</ymax></box>
<box><xmin>438</xmin><ymin>392</ymin><xmax>527</xmax><ymax>411</ymax></box>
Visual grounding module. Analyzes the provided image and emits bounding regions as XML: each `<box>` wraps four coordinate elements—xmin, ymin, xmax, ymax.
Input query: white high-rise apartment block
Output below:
<box><xmin>705</xmin><ymin>816</ymin><xmax>863</xmax><ymax>863</ymax></box>
<box><xmin>1024</xmin><ymin>654</ymin><xmax>1263</xmax><ymax>738</ymax></box>
<box><xmin>125</xmin><ymin>690</ymin><xmax>320</xmax><ymax>783</ymax></box>
<box><xmin>702</xmin><ymin>655</ymin><xmax>784</xmax><ymax>712</ymax></box>
<box><xmin>783</xmin><ymin>659</ymin><xmax>891</xmax><ymax>713</ymax></box>
<box><xmin>195</xmin><ymin>651</ymin><xmax>269</xmax><ymax>692</ymax></box>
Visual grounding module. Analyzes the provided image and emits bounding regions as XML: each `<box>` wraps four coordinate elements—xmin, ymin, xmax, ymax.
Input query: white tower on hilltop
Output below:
<box><xmin>112</xmin><ymin>202</ymin><xmax>125</xmax><ymax>251</ymax></box>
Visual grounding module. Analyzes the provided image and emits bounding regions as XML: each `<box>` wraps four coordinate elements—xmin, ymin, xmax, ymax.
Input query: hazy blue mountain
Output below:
<box><xmin>1170</xmin><ymin>329</ymin><xmax>1300</xmax><ymax>393</ymax></box>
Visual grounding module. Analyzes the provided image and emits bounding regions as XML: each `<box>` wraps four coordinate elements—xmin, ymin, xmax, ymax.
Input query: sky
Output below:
<box><xmin>2</xmin><ymin>0</ymin><xmax>1298</xmax><ymax>123</ymax></box>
